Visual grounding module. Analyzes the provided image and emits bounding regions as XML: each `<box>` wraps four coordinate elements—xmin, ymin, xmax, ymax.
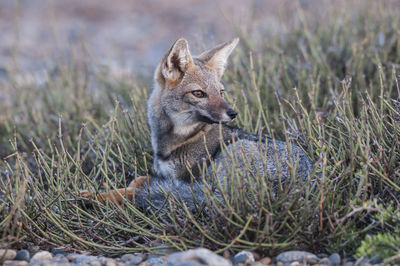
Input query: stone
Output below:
<box><xmin>15</xmin><ymin>250</ymin><xmax>30</xmax><ymax>262</ymax></box>
<box><xmin>259</xmin><ymin>256</ymin><xmax>271</xmax><ymax>265</ymax></box>
<box><xmin>52</xmin><ymin>254</ymin><xmax>70</xmax><ymax>265</ymax></box>
<box><xmin>175</xmin><ymin>260</ymin><xmax>205</xmax><ymax>266</ymax></box>
<box><xmin>73</xmin><ymin>255</ymin><xmax>101</xmax><ymax>266</ymax></box>
<box><xmin>319</xmin><ymin>257</ymin><xmax>332</xmax><ymax>265</ymax></box>
<box><xmin>67</xmin><ymin>253</ymin><xmax>80</xmax><ymax>261</ymax></box>
<box><xmin>166</xmin><ymin>248</ymin><xmax>231</xmax><ymax>266</ymax></box>
<box><xmin>29</xmin><ymin>260</ymin><xmax>52</xmax><ymax>266</ymax></box>
<box><xmin>31</xmin><ymin>251</ymin><xmax>53</xmax><ymax>261</ymax></box>
<box><xmin>276</xmin><ymin>251</ymin><xmax>319</xmax><ymax>265</ymax></box>
<box><xmin>28</xmin><ymin>246</ymin><xmax>40</xmax><ymax>255</ymax></box>
<box><xmin>328</xmin><ymin>253</ymin><xmax>340</xmax><ymax>266</ymax></box>
<box><xmin>139</xmin><ymin>256</ymin><xmax>167</xmax><ymax>266</ymax></box>
<box><xmin>127</xmin><ymin>256</ymin><xmax>145</xmax><ymax>265</ymax></box>
<box><xmin>3</xmin><ymin>261</ymin><xmax>28</xmax><ymax>266</ymax></box>
<box><xmin>233</xmin><ymin>251</ymin><xmax>255</xmax><ymax>265</ymax></box>
<box><xmin>121</xmin><ymin>254</ymin><xmax>135</xmax><ymax>262</ymax></box>
<box><xmin>99</xmin><ymin>257</ymin><xmax>117</xmax><ymax>266</ymax></box>
<box><xmin>0</xmin><ymin>249</ymin><xmax>17</xmax><ymax>262</ymax></box>
<box><xmin>51</xmin><ymin>247</ymin><xmax>67</xmax><ymax>256</ymax></box>
<box><xmin>250</xmin><ymin>263</ymin><xmax>265</xmax><ymax>266</ymax></box>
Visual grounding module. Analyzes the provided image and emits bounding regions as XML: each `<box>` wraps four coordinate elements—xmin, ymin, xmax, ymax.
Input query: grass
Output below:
<box><xmin>1</xmin><ymin>0</ymin><xmax>400</xmax><ymax>261</ymax></box>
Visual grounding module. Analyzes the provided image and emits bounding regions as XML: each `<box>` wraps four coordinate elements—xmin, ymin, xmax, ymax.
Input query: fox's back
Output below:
<box><xmin>210</xmin><ymin>129</ymin><xmax>313</xmax><ymax>184</ymax></box>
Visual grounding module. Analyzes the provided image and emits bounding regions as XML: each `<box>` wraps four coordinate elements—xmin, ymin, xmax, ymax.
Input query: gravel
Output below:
<box><xmin>2</xmin><ymin>248</ymin><xmax>357</xmax><ymax>266</ymax></box>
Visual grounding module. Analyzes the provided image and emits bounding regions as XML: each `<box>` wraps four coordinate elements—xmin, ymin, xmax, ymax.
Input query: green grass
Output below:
<box><xmin>1</xmin><ymin>0</ymin><xmax>400</xmax><ymax>260</ymax></box>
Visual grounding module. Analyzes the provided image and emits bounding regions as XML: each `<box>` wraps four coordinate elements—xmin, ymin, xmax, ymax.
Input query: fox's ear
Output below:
<box><xmin>156</xmin><ymin>38</ymin><xmax>194</xmax><ymax>88</ymax></box>
<box><xmin>198</xmin><ymin>38</ymin><xmax>239</xmax><ymax>79</ymax></box>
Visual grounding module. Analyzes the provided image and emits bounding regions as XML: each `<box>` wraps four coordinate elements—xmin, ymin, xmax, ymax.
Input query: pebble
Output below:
<box><xmin>98</xmin><ymin>257</ymin><xmax>116</xmax><ymax>266</ymax></box>
<box><xmin>174</xmin><ymin>260</ymin><xmax>205</xmax><ymax>266</ymax></box>
<box><xmin>15</xmin><ymin>250</ymin><xmax>30</xmax><ymax>262</ymax></box>
<box><xmin>52</xmin><ymin>254</ymin><xmax>70</xmax><ymax>263</ymax></box>
<box><xmin>0</xmin><ymin>249</ymin><xmax>17</xmax><ymax>262</ymax></box>
<box><xmin>29</xmin><ymin>260</ymin><xmax>52</xmax><ymax>266</ymax></box>
<box><xmin>140</xmin><ymin>256</ymin><xmax>166</xmax><ymax>266</ymax></box>
<box><xmin>74</xmin><ymin>255</ymin><xmax>101</xmax><ymax>266</ymax></box>
<box><xmin>233</xmin><ymin>251</ymin><xmax>255</xmax><ymax>265</ymax></box>
<box><xmin>127</xmin><ymin>255</ymin><xmax>145</xmax><ymax>265</ymax></box>
<box><xmin>259</xmin><ymin>256</ymin><xmax>271</xmax><ymax>265</ymax></box>
<box><xmin>319</xmin><ymin>257</ymin><xmax>331</xmax><ymax>265</ymax></box>
<box><xmin>31</xmin><ymin>251</ymin><xmax>53</xmax><ymax>261</ymax></box>
<box><xmin>51</xmin><ymin>248</ymin><xmax>67</xmax><ymax>257</ymax></box>
<box><xmin>121</xmin><ymin>254</ymin><xmax>136</xmax><ymax>262</ymax></box>
<box><xmin>67</xmin><ymin>253</ymin><xmax>79</xmax><ymax>261</ymax></box>
<box><xmin>28</xmin><ymin>246</ymin><xmax>40</xmax><ymax>255</ymax></box>
<box><xmin>276</xmin><ymin>251</ymin><xmax>319</xmax><ymax>265</ymax></box>
<box><xmin>3</xmin><ymin>261</ymin><xmax>28</xmax><ymax>266</ymax></box>
<box><xmin>166</xmin><ymin>248</ymin><xmax>231</xmax><ymax>266</ymax></box>
<box><xmin>328</xmin><ymin>253</ymin><xmax>340</xmax><ymax>266</ymax></box>
<box><xmin>4</xmin><ymin>248</ymin><xmax>357</xmax><ymax>266</ymax></box>
<box><xmin>250</xmin><ymin>263</ymin><xmax>265</xmax><ymax>266</ymax></box>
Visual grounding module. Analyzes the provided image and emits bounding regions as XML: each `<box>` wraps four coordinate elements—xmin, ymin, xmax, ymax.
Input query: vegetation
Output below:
<box><xmin>1</xmin><ymin>0</ymin><xmax>399</xmax><ymax>260</ymax></box>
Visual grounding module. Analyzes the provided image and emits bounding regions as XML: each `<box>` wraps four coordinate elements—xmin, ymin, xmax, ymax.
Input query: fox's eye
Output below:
<box><xmin>192</xmin><ymin>90</ymin><xmax>207</xmax><ymax>98</ymax></box>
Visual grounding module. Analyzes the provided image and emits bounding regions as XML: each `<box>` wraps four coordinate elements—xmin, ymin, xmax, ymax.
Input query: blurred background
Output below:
<box><xmin>0</xmin><ymin>0</ymin><xmax>309</xmax><ymax>77</ymax></box>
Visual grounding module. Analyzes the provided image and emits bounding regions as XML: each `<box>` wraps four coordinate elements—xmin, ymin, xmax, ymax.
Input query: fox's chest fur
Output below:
<box><xmin>149</xmin><ymin>105</ymin><xmax>240</xmax><ymax>181</ymax></box>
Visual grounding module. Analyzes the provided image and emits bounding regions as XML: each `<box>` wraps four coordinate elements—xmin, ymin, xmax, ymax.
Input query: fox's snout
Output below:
<box><xmin>226</xmin><ymin>108</ymin><xmax>238</xmax><ymax>119</ymax></box>
<box><xmin>204</xmin><ymin>98</ymin><xmax>238</xmax><ymax>123</ymax></box>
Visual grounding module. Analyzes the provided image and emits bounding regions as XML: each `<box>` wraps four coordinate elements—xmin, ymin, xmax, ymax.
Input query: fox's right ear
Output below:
<box><xmin>155</xmin><ymin>38</ymin><xmax>194</xmax><ymax>88</ymax></box>
<box><xmin>198</xmin><ymin>38</ymin><xmax>239</xmax><ymax>79</ymax></box>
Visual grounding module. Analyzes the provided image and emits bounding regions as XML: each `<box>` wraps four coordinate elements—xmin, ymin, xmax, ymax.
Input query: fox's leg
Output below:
<box><xmin>79</xmin><ymin>176</ymin><xmax>149</xmax><ymax>204</ymax></box>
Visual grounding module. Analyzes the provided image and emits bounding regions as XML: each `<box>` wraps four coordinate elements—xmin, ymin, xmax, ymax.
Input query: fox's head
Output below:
<box><xmin>153</xmin><ymin>38</ymin><xmax>239</xmax><ymax>129</ymax></box>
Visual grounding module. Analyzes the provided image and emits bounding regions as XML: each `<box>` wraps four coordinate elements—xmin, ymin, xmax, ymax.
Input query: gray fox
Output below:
<box><xmin>81</xmin><ymin>38</ymin><xmax>313</xmax><ymax>211</ymax></box>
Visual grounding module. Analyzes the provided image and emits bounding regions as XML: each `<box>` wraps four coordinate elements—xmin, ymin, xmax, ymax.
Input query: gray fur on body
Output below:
<box><xmin>136</xmin><ymin>125</ymin><xmax>313</xmax><ymax>212</ymax></box>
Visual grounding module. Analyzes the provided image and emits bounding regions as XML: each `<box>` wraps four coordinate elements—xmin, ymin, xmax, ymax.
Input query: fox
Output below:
<box><xmin>80</xmin><ymin>38</ymin><xmax>313</xmax><ymax>211</ymax></box>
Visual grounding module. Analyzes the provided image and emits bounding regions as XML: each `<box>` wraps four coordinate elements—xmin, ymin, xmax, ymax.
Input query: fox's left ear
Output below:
<box><xmin>157</xmin><ymin>38</ymin><xmax>194</xmax><ymax>88</ymax></box>
<box><xmin>198</xmin><ymin>38</ymin><xmax>239</xmax><ymax>79</ymax></box>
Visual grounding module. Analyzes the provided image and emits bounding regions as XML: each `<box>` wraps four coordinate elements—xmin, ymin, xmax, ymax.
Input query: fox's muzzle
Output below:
<box><xmin>226</xmin><ymin>108</ymin><xmax>238</xmax><ymax>119</ymax></box>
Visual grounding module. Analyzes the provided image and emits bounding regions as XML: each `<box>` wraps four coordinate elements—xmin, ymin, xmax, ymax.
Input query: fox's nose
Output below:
<box><xmin>226</xmin><ymin>109</ymin><xmax>238</xmax><ymax>119</ymax></box>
